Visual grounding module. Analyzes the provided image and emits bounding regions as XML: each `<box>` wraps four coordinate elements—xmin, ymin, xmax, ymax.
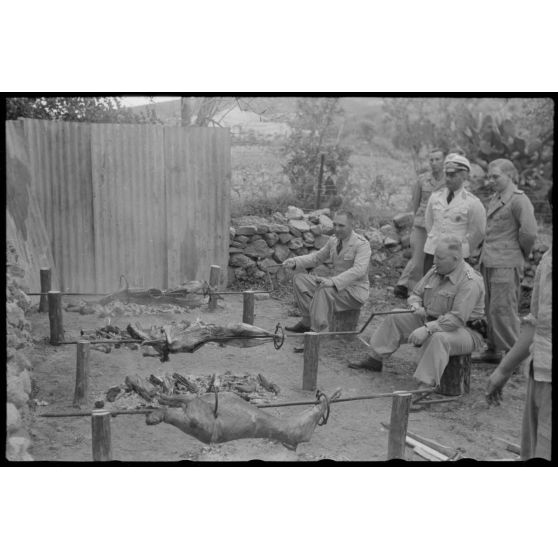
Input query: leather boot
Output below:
<box><xmin>347</xmin><ymin>356</ymin><xmax>383</xmax><ymax>372</ymax></box>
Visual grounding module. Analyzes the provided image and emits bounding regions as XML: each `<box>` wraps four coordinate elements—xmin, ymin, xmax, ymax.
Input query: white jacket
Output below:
<box><xmin>424</xmin><ymin>186</ymin><xmax>486</xmax><ymax>257</ymax></box>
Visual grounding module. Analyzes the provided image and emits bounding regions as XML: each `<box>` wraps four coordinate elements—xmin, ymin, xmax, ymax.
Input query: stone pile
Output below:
<box><xmin>6</xmin><ymin>242</ymin><xmax>34</xmax><ymax>461</ymax></box>
<box><xmin>227</xmin><ymin>206</ymin><xmax>415</xmax><ymax>286</ymax></box>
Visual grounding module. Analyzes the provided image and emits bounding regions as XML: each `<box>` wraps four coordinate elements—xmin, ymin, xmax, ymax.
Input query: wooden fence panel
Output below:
<box><xmin>164</xmin><ymin>126</ymin><xmax>231</xmax><ymax>287</ymax></box>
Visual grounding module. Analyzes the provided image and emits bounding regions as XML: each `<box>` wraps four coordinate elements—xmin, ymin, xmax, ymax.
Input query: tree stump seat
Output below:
<box><xmin>439</xmin><ymin>354</ymin><xmax>471</xmax><ymax>396</ymax></box>
<box><xmin>330</xmin><ymin>308</ymin><xmax>361</xmax><ymax>333</ymax></box>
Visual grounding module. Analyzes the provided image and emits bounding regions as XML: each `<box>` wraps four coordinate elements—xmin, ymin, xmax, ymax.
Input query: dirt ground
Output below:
<box><xmin>24</xmin><ymin>278</ymin><xmax>527</xmax><ymax>463</ymax></box>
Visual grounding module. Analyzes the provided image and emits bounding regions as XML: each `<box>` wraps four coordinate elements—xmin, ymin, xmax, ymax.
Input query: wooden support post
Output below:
<box><xmin>48</xmin><ymin>290</ymin><xmax>64</xmax><ymax>345</ymax></box>
<box><xmin>439</xmin><ymin>354</ymin><xmax>471</xmax><ymax>396</ymax></box>
<box><xmin>39</xmin><ymin>267</ymin><xmax>51</xmax><ymax>312</ymax></box>
<box><xmin>91</xmin><ymin>410</ymin><xmax>112</xmax><ymax>461</ymax></box>
<box><xmin>73</xmin><ymin>341</ymin><xmax>90</xmax><ymax>408</ymax></box>
<box><xmin>242</xmin><ymin>290</ymin><xmax>255</xmax><ymax>325</ymax></box>
<box><xmin>208</xmin><ymin>265</ymin><xmax>221</xmax><ymax>311</ymax></box>
<box><xmin>387</xmin><ymin>392</ymin><xmax>412</xmax><ymax>460</ymax></box>
<box><xmin>302</xmin><ymin>332</ymin><xmax>320</xmax><ymax>391</ymax></box>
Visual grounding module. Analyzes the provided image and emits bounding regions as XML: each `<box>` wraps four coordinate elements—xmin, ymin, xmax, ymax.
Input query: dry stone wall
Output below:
<box><xmin>227</xmin><ymin>207</ymin><xmax>415</xmax><ymax>286</ymax></box>
<box><xmin>6</xmin><ymin>241</ymin><xmax>34</xmax><ymax>461</ymax></box>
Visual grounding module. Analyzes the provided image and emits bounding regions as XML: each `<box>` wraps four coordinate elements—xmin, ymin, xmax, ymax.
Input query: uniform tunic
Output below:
<box><xmin>366</xmin><ymin>261</ymin><xmax>485</xmax><ymax>385</ymax></box>
<box><xmin>413</xmin><ymin>171</ymin><xmax>446</xmax><ymax>228</ymax></box>
<box><xmin>424</xmin><ymin>185</ymin><xmax>486</xmax><ymax>258</ymax></box>
<box><xmin>291</xmin><ymin>231</ymin><xmax>371</xmax><ymax>331</ymax></box>
<box><xmin>397</xmin><ymin>171</ymin><xmax>445</xmax><ymax>289</ymax></box>
<box><xmin>480</xmin><ymin>184</ymin><xmax>538</xmax><ymax>352</ymax></box>
<box><xmin>520</xmin><ymin>246</ymin><xmax>552</xmax><ymax>460</ymax></box>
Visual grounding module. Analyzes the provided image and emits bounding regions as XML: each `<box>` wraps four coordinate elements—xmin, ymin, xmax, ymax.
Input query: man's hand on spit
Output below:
<box><xmin>411</xmin><ymin>306</ymin><xmax>427</xmax><ymax>320</ymax></box>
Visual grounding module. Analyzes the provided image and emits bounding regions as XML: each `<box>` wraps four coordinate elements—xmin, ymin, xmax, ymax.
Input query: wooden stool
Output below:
<box><xmin>330</xmin><ymin>308</ymin><xmax>361</xmax><ymax>332</ymax></box>
<box><xmin>439</xmin><ymin>354</ymin><xmax>471</xmax><ymax>396</ymax></box>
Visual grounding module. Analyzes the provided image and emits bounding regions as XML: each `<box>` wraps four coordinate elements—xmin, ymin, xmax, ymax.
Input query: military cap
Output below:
<box><xmin>444</xmin><ymin>153</ymin><xmax>471</xmax><ymax>173</ymax></box>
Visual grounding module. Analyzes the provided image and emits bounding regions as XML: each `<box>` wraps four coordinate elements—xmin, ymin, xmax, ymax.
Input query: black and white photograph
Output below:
<box><xmin>5</xmin><ymin>95</ymin><xmax>554</xmax><ymax>463</ymax></box>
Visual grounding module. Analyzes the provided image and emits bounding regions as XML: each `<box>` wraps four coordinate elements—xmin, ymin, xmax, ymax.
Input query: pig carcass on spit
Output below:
<box><xmin>129</xmin><ymin>321</ymin><xmax>279</xmax><ymax>362</ymax></box>
<box><xmin>146</xmin><ymin>391</ymin><xmax>332</xmax><ymax>448</ymax></box>
<box><xmin>99</xmin><ymin>280</ymin><xmax>209</xmax><ymax>308</ymax></box>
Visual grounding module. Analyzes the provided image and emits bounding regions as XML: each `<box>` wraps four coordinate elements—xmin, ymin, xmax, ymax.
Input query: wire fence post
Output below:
<box><xmin>48</xmin><ymin>290</ymin><xmax>64</xmax><ymax>345</ymax></box>
<box><xmin>73</xmin><ymin>341</ymin><xmax>90</xmax><ymax>408</ymax></box>
<box><xmin>242</xmin><ymin>290</ymin><xmax>255</xmax><ymax>324</ymax></box>
<box><xmin>387</xmin><ymin>392</ymin><xmax>412</xmax><ymax>460</ymax></box>
<box><xmin>39</xmin><ymin>267</ymin><xmax>51</xmax><ymax>312</ymax></box>
<box><xmin>91</xmin><ymin>410</ymin><xmax>112</xmax><ymax>461</ymax></box>
<box><xmin>302</xmin><ymin>332</ymin><xmax>320</xmax><ymax>391</ymax></box>
<box><xmin>208</xmin><ymin>265</ymin><xmax>221</xmax><ymax>311</ymax></box>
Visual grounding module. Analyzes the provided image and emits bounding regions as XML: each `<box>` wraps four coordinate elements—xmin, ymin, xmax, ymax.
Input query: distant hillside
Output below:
<box><xmin>129</xmin><ymin>96</ymin><xmax>386</xmax><ymax>126</ymax></box>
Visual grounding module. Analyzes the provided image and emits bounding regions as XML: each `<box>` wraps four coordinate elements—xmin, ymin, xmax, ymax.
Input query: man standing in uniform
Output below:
<box><xmin>473</xmin><ymin>158</ymin><xmax>537</xmax><ymax>364</ymax></box>
<box><xmin>424</xmin><ymin>153</ymin><xmax>486</xmax><ymax>273</ymax></box>
<box><xmin>394</xmin><ymin>148</ymin><xmax>446</xmax><ymax>298</ymax></box>
<box><xmin>282</xmin><ymin>210</ymin><xmax>371</xmax><ymax>333</ymax></box>
<box><xmin>486</xmin><ymin>186</ymin><xmax>552</xmax><ymax>460</ymax></box>
<box><xmin>348</xmin><ymin>236</ymin><xmax>485</xmax><ymax>387</ymax></box>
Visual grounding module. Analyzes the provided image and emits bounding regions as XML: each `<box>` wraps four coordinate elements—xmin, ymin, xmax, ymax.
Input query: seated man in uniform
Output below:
<box><xmin>348</xmin><ymin>236</ymin><xmax>486</xmax><ymax>387</ymax></box>
<box><xmin>282</xmin><ymin>210</ymin><xmax>371</xmax><ymax>333</ymax></box>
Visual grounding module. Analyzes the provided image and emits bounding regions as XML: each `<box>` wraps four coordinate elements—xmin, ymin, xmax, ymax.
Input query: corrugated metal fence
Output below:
<box><xmin>8</xmin><ymin>118</ymin><xmax>230</xmax><ymax>292</ymax></box>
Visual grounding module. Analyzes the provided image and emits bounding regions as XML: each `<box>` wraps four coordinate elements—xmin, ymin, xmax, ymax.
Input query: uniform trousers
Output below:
<box><xmin>481</xmin><ymin>265</ymin><xmax>522</xmax><ymax>353</ymax></box>
<box><xmin>397</xmin><ymin>226</ymin><xmax>427</xmax><ymax>289</ymax></box>
<box><xmin>366</xmin><ymin>313</ymin><xmax>483</xmax><ymax>386</ymax></box>
<box><xmin>293</xmin><ymin>273</ymin><xmax>362</xmax><ymax>332</ymax></box>
<box><xmin>520</xmin><ymin>367</ymin><xmax>552</xmax><ymax>460</ymax></box>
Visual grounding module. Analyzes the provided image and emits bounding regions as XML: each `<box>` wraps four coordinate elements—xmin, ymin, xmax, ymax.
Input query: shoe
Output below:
<box><xmin>393</xmin><ymin>285</ymin><xmax>408</xmax><ymax>299</ymax></box>
<box><xmin>471</xmin><ymin>350</ymin><xmax>504</xmax><ymax>364</ymax></box>
<box><xmin>347</xmin><ymin>356</ymin><xmax>383</xmax><ymax>372</ymax></box>
<box><xmin>285</xmin><ymin>321</ymin><xmax>312</xmax><ymax>333</ymax></box>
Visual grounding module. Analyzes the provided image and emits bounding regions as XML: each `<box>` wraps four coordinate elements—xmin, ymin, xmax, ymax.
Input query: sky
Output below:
<box><xmin>121</xmin><ymin>96</ymin><xmax>180</xmax><ymax>107</ymax></box>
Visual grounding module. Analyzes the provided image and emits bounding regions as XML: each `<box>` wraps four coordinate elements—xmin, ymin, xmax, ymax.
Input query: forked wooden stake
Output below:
<box><xmin>302</xmin><ymin>332</ymin><xmax>320</xmax><ymax>391</ymax></box>
<box><xmin>73</xmin><ymin>341</ymin><xmax>90</xmax><ymax>408</ymax></box>
<box><xmin>387</xmin><ymin>392</ymin><xmax>412</xmax><ymax>460</ymax></box>
<box><xmin>48</xmin><ymin>290</ymin><xmax>64</xmax><ymax>344</ymax></box>
<box><xmin>91</xmin><ymin>410</ymin><xmax>112</xmax><ymax>461</ymax></box>
<box><xmin>208</xmin><ymin>265</ymin><xmax>221</xmax><ymax>311</ymax></box>
<box><xmin>39</xmin><ymin>268</ymin><xmax>51</xmax><ymax>312</ymax></box>
<box><xmin>242</xmin><ymin>290</ymin><xmax>255</xmax><ymax>325</ymax></box>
